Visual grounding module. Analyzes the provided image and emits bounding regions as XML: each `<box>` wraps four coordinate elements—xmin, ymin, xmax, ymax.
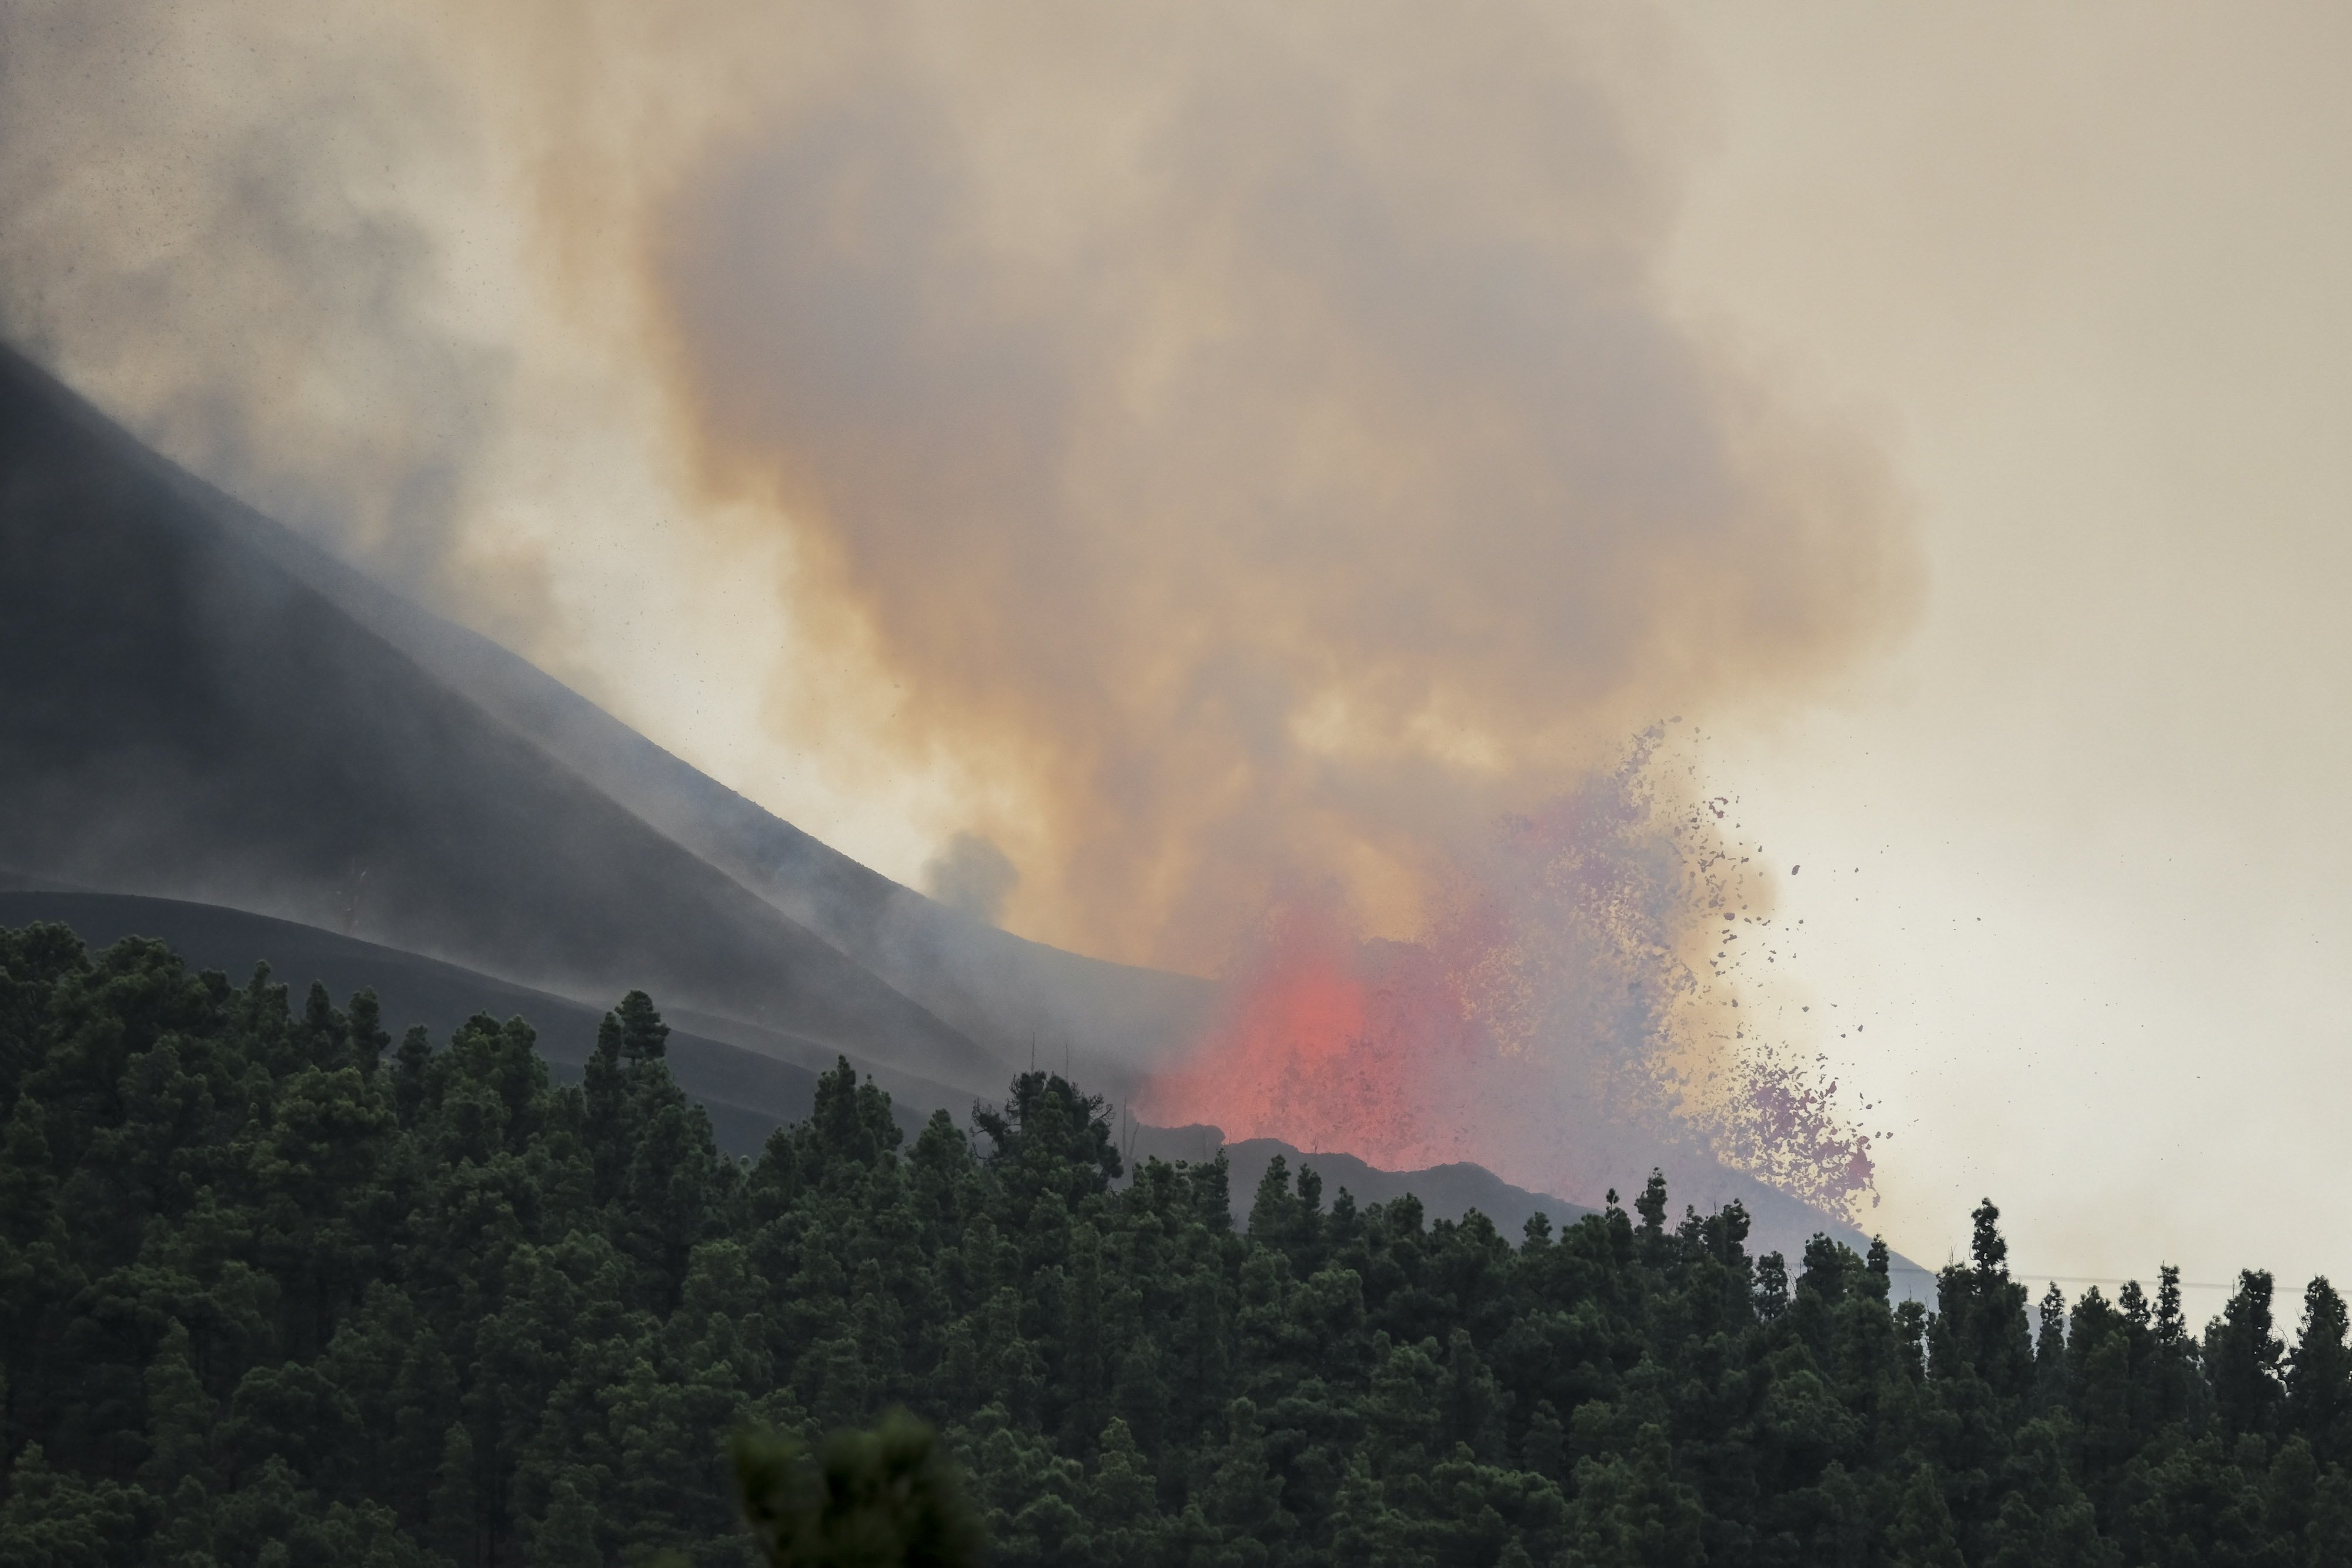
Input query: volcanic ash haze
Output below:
<box><xmin>0</xmin><ymin>0</ymin><xmax>1917</xmax><ymax>1210</ymax></box>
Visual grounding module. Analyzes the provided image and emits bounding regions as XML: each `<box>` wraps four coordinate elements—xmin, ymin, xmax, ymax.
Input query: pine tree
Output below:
<box><xmin>392</xmin><ymin>1027</ymin><xmax>432</xmax><ymax>1128</ymax></box>
<box><xmin>2155</xmin><ymin>1265</ymin><xmax>2187</xmax><ymax>1346</ymax></box>
<box><xmin>1197</xmin><ymin>1397</ymin><xmax>1294</xmax><ymax>1567</ymax></box>
<box><xmin>1754</xmin><ymin>1252</ymin><xmax>1789</xmax><ymax>1322</ymax></box>
<box><xmin>430</xmin><ymin>1421</ymin><xmax>481</xmax><ymax>1566</ymax></box>
<box><xmin>141</xmin><ymin>1319</ymin><xmax>213</xmax><ymax>1494</ymax></box>
<box><xmin>1093</xmin><ymin>1415</ymin><xmax>1162</xmax><ymax>1566</ymax></box>
<box><xmin>0</xmin><ymin>1442</ymin><xmax>155</xmax><ymax>1568</ymax></box>
<box><xmin>614</xmin><ymin>990</ymin><xmax>670</xmax><ymax>1066</ymax></box>
<box><xmin>2034</xmin><ymin>1282</ymin><xmax>2070</xmax><ymax>1409</ymax></box>
<box><xmin>1863</xmin><ymin>1235</ymin><xmax>1894</xmax><ymax>1302</ymax></box>
<box><xmin>1931</xmin><ymin>1201</ymin><xmax>2033</xmax><ymax>1400</ymax></box>
<box><xmin>2209</xmin><ymin>1270</ymin><xmax>2285</xmax><ymax>1439</ymax></box>
<box><xmin>297</xmin><ymin>981</ymin><xmax>347</xmax><ymax>1071</ymax></box>
<box><xmin>152</xmin><ymin>1475</ymin><xmax>217</xmax><ymax>1568</ymax></box>
<box><xmin>1563</xmin><ymin>1424</ymin><xmax>1704</xmax><ymax>1568</ymax></box>
<box><xmin>1440</xmin><ymin>1328</ymin><xmax>1506</xmax><ymax>1460</ymax></box>
<box><xmin>348</xmin><ymin>988</ymin><xmax>391</xmax><ymax>1077</ymax></box>
<box><xmin>1328</xmin><ymin>1453</ymin><xmax>1406</xmax><ymax>1568</ymax></box>
<box><xmin>1886</xmin><ymin>1463</ymin><xmax>1966</xmax><ymax>1568</ymax></box>
<box><xmin>523</xmin><ymin>1472</ymin><xmax>603</xmax><ymax>1567</ymax></box>
<box><xmin>1522</xmin><ymin>1401</ymin><xmax>1566</xmax><ymax>1484</ymax></box>
<box><xmin>2286</xmin><ymin>1276</ymin><xmax>2351</xmax><ymax>1463</ymax></box>
<box><xmin>1633</xmin><ymin>1170</ymin><xmax>1670</xmax><ymax>1256</ymax></box>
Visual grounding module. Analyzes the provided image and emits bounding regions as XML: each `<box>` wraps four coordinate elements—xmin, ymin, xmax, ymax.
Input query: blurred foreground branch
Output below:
<box><xmin>731</xmin><ymin>1413</ymin><xmax>983</xmax><ymax>1568</ymax></box>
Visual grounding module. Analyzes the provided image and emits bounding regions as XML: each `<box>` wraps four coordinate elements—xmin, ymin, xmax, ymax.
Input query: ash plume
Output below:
<box><xmin>0</xmin><ymin>0</ymin><xmax>538</xmax><ymax>634</ymax></box>
<box><xmin>1140</xmin><ymin>730</ymin><xmax>1880</xmax><ymax>1216</ymax></box>
<box><xmin>0</xmin><ymin>0</ymin><xmax>1919</xmax><ymax>1209</ymax></box>
<box><xmin>614</xmin><ymin>2</ymin><xmax>1919</xmax><ymax>971</ymax></box>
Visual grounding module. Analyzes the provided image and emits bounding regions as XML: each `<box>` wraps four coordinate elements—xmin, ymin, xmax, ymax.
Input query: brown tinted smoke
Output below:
<box><xmin>0</xmin><ymin>0</ymin><xmax>539</xmax><ymax>633</ymax></box>
<box><xmin>616</xmin><ymin>2</ymin><xmax>1917</xmax><ymax>970</ymax></box>
<box><xmin>0</xmin><ymin>0</ymin><xmax>1915</xmax><ymax>976</ymax></box>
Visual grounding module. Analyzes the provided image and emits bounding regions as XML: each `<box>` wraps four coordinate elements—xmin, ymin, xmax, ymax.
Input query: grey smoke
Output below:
<box><xmin>922</xmin><ymin>831</ymin><xmax>1021</xmax><ymax>926</ymax></box>
<box><xmin>0</xmin><ymin>0</ymin><xmax>529</xmax><ymax>636</ymax></box>
<box><xmin>0</xmin><ymin>0</ymin><xmax>1920</xmax><ymax>1223</ymax></box>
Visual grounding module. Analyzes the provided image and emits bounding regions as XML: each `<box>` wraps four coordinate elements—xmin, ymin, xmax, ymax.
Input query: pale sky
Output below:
<box><xmin>1659</xmin><ymin>2</ymin><xmax>2352</xmax><ymax>1306</ymax></box>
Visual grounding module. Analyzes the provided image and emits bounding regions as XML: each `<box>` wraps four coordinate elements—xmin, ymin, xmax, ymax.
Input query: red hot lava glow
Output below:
<box><xmin>1137</xmin><ymin>743</ymin><xmax>1878</xmax><ymax>1216</ymax></box>
<box><xmin>1140</xmin><ymin>904</ymin><xmax>1496</xmax><ymax>1175</ymax></box>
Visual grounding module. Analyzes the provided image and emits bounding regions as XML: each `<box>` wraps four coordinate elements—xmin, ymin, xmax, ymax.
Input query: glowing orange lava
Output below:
<box><xmin>1138</xmin><ymin>745</ymin><xmax>1880</xmax><ymax>1215</ymax></box>
<box><xmin>1138</xmin><ymin>900</ymin><xmax>1500</xmax><ymax>1174</ymax></box>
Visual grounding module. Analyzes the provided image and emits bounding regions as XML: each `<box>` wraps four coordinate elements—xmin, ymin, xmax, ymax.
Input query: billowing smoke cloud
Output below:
<box><xmin>0</xmin><ymin>0</ymin><xmax>542</xmax><ymax>632</ymax></box>
<box><xmin>622</xmin><ymin>3</ymin><xmax>1915</xmax><ymax>972</ymax></box>
<box><xmin>1140</xmin><ymin>730</ymin><xmax>1879</xmax><ymax>1214</ymax></box>
<box><xmin>0</xmin><ymin>0</ymin><xmax>1916</xmax><ymax>1209</ymax></box>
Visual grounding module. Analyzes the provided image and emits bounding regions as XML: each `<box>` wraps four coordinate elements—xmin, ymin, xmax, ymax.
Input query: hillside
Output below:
<box><xmin>0</xmin><ymin>882</ymin><xmax>859</xmax><ymax>1155</ymax></box>
<box><xmin>0</xmin><ymin>340</ymin><xmax>1893</xmax><ymax>1265</ymax></box>
<box><xmin>96</xmin><ymin>380</ymin><xmax>1214</xmax><ymax>1092</ymax></box>
<box><xmin>0</xmin><ymin>885</ymin><xmax>1611</xmax><ymax>1238</ymax></box>
<box><xmin>1</xmin><ymin>924</ymin><xmax>2341</xmax><ymax>1568</ymax></box>
<box><xmin>0</xmin><ymin>345</ymin><xmax>1002</xmax><ymax>1098</ymax></box>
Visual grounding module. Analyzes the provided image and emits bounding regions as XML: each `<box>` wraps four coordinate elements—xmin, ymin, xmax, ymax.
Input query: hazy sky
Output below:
<box><xmin>1656</xmin><ymin>4</ymin><xmax>2352</xmax><ymax>1305</ymax></box>
<box><xmin>4</xmin><ymin>0</ymin><xmax>2347</xmax><ymax>1306</ymax></box>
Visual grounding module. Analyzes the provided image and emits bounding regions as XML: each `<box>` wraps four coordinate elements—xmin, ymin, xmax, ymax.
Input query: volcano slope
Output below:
<box><xmin>0</xmin><ymin>344</ymin><xmax>1012</xmax><ymax>1100</ymax></box>
<box><xmin>0</xmin><ymin>344</ymin><xmax>1900</xmax><ymax>1264</ymax></box>
<box><xmin>0</xmin><ymin>342</ymin><xmax>1209</xmax><ymax>1101</ymax></box>
<box><xmin>160</xmin><ymin>428</ymin><xmax>1217</xmax><ymax>1092</ymax></box>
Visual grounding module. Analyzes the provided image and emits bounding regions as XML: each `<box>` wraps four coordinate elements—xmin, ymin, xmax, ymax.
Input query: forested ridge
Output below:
<box><xmin>1</xmin><ymin>924</ymin><xmax>2348</xmax><ymax>1567</ymax></box>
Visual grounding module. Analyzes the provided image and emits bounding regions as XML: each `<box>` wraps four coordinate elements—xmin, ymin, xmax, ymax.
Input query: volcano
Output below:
<box><xmin>0</xmin><ymin>342</ymin><xmax>1205</xmax><ymax>1097</ymax></box>
<box><xmin>0</xmin><ymin>345</ymin><xmax>1906</xmax><ymax>1264</ymax></box>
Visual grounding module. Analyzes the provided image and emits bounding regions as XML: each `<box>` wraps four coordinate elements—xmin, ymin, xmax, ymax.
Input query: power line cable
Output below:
<box><xmin>1881</xmin><ymin>1263</ymin><xmax>2239</xmax><ymax>1290</ymax></box>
